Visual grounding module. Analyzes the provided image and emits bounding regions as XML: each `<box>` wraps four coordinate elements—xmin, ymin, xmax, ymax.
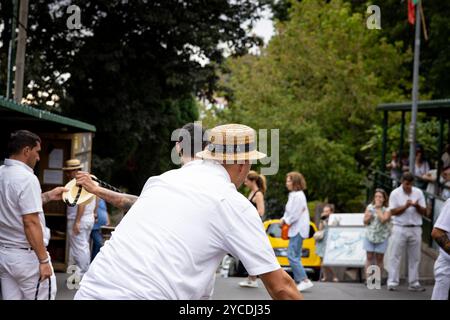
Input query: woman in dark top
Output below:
<box><xmin>239</xmin><ymin>170</ymin><xmax>267</xmax><ymax>288</ymax></box>
<box><xmin>247</xmin><ymin>170</ymin><xmax>266</xmax><ymax>219</ymax></box>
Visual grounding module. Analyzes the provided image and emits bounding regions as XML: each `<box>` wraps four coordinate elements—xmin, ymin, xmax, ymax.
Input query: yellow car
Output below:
<box><xmin>226</xmin><ymin>219</ymin><xmax>321</xmax><ymax>280</ymax></box>
<box><xmin>264</xmin><ymin>219</ymin><xmax>321</xmax><ymax>280</ymax></box>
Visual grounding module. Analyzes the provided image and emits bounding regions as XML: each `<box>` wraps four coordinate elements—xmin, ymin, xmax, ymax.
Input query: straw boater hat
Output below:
<box><xmin>196</xmin><ymin>124</ymin><xmax>266</xmax><ymax>162</ymax></box>
<box><xmin>62</xmin><ymin>159</ymin><xmax>83</xmax><ymax>171</ymax></box>
<box><xmin>62</xmin><ymin>159</ymin><xmax>96</xmax><ymax>206</ymax></box>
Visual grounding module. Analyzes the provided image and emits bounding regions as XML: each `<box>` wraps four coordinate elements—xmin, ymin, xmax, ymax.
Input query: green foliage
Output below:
<box><xmin>268</xmin><ymin>0</ymin><xmax>450</xmax><ymax>99</ymax></box>
<box><xmin>212</xmin><ymin>0</ymin><xmax>410</xmax><ymax>212</ymax></box>
<box><xmin>0</xmin><ymin>0</ymin><xmax>266</xmax><ymax>193</ymax></box>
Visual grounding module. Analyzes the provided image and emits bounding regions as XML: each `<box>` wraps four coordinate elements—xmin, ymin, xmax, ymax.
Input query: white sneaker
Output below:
<box><xmin>297</xmin><ymin>279</ymin><xmax>314</xmax><ymax>291</ymax></box>
<box><xmin>239</xmin><ymin>279</ymin><xmax>259</xmax><ymax>288</ymax></box>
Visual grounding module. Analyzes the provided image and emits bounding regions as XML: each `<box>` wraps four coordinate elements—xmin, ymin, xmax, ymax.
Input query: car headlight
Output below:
<box><xmin>273</xmin><ymin>248</ymin><xmax>310</xmax><ymax>258</ymax></box>
<box><xmin>273</xmin><ymin>248</ymin><xmax>288</xmax><ymax>257</ymax></box>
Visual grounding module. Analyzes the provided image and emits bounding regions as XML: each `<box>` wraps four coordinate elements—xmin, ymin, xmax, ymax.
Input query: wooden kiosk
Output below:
<box><xmin>0</xmin><ymin>96</ymin><xmax>96</xmax><ymax>272</ymax></box>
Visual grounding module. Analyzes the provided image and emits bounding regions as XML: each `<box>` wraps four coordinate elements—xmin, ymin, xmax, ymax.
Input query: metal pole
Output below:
<box><xmin>381</xmin><ymin>111</ymin><xmax>388</xmax><ymax>173</ymax></box>
<box><xmin>436</xmin><ymin>115</ymin><xmax>444</xmax><ymax>193</ymax></box>
<box><xmin>408</xmin><ymin>1</ymin><xmax>421</xmax><ymax>176</ymax></box>
<box><xmin>6</xmin><ymin>0</ymin><xmax>19</xmax><ymax>99</ymax></box>
<box><xmin>399</xmin><ymin>111</ymin><xmax>405</xmax><ymax>169</ymax></box>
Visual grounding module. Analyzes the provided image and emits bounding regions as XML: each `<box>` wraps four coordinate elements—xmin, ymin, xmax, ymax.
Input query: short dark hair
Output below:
<box><xmin>7</xmin><ymin>130</ymin><xmax>41</xmax><ymax>156</ymax></box>
<box><xmin>401</xmin><ymin>172</ymin><xmax>415</xmax><ymax>182</ymax></box>
<box><xmin>178</xmin><ymin>123</ymin><xmax>209</xmax><ymax>158</ymax></box>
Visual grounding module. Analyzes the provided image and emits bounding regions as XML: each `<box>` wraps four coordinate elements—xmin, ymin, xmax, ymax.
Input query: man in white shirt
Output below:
<box><xmin>387</xmin><ymin>172</ymin><xmax>427</xmax><ymax>292</ymax></box>
<box><xmin>74</xmin><ymin>124</ymin><xmax>302</xmax><ymax>300</ymax></box>
<box><xmin>441</xmin><ymin>144</ymin><xmax>450</xmax><ymax>169</ymax></box>
<box><xmin>423</xmin><ymin>165</ymin><xmax>450</xmax><ymax>201</ymax></box>
<box><xmin>440</xmin><ymin>166</ymin><xmax>450</xmax><ymax>201</ymax></box>
<box><xmin>0</xmin><ymin>130</ymin><xmax>67</xmax><ymax>299</ymax></box>
<box><xmin>431</xmin><ymin>199</ymin><xmax>450</xmax><ymax>300</ymax></box>
<box><xmin>63</xmin><ymin>159</ymin><xmax>96</xmax><ymax>277</ymax></box>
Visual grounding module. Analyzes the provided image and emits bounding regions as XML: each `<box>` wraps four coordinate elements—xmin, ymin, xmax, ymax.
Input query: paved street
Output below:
<box><xmin>56</xmin><ymin>273</ymin><xmax>433</xmax><ymax>300</ymax></box>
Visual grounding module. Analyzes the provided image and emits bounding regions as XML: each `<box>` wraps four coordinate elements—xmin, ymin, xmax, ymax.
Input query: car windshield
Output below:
<box><xmin>266</xmin><ymin>223</ymin><xmax>282</xmax><ymax>238</ymax></box>
<box><xmin>266</xmin><ymin>222</ymin><xmax>316</xmax><ymax>239</ymax></box>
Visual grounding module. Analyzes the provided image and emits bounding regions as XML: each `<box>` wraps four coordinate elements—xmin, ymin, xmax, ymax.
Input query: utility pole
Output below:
<box><xmin>408</xmin><ymin>1</ymin><xmax>421</xmax><ymax>176</ymax></box>
<box><xmin>14</xmin><ymin>0</ymin><xmax>29</xmax><ymax>103</ymax></box>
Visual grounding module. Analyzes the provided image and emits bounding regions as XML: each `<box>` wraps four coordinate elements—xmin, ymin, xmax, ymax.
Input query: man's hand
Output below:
<box><xmin>411</xmin><ymin>200</ymin><xmax>420</xmax><ymax>208</ymax></box>
<box><xmin>39</xmin><ymin>262</ymin><xmax>53</xmax><ymax>281</ymax></box>
<box><xmin>411</xmin><ymin>200</ymin><xmax>427</xmax><ymax>216</ymax></box>
<box><xmin>42</xmin><ymin>186</ymin><xmax>69</xmax><ymax>204</ymax></box>
<box><xmin>405</xmin><ymin>200</ymin><xmax>413</xmax><ymax>208</ymax></box>
<box><xmin>76</xmin><ymin>171</ymin><xmax>99</xmax><ymax>194</ymax></box>
<box><xmin>73</xmin><ymin>221</ymin><xmax>81</xmax><ymax>235</ymax></box>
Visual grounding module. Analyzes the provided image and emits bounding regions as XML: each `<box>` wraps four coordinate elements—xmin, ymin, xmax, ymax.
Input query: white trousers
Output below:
<box><xmin>387</xmin><ymin>225</ymin><xmax>422</xmax><ymax>286</ymax></box>
<box><xmin>67</xmin><ymin>217</ymin><xmax>94</xmax><ymax>277</ymax></box>
<box><xmin>0</xmin><ymin>246</ymin><xmax>57</xmax><ymax>300</ymax></box>
<box><xmin>431</xmin><ymin>254</ymin><xmax>450</xmax><ymax>300</ymax></box>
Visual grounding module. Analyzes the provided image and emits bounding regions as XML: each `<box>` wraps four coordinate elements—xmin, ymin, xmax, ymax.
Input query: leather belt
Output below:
<box><xmin>398</xmin><ymin>225</ymin><xmax>421</xmax><ymax>228</ymax></box>
<box><xmin>1</xmin><ymin>245</ymin><xmax>33</xmax><ymax>251</ymax></box>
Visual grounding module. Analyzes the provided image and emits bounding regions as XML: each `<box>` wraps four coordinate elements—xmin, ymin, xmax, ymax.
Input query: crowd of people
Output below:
<box><xmin>361</xmin><ymin>172</ymin><xmax>450</xmax><ymax>299</ymax></box>
<box><xmin>387</xmin><ymin>144</ymin><xmax>450</xmax><ymax>200</ymax></box>
<box><xmin>0</xmin><ymin>126</ymin><xmax>449</xmax><ymax>300</ymax></box>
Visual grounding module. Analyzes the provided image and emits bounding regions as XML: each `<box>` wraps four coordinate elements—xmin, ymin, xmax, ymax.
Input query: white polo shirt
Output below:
<box><xmin>389</xmin><ymin>185</ymin><xmax>426</xmax><ymax>226</ymax></box>
<box><xmin>75</xmin><ymin>160</ymin><xmax>280</xmax><ymax>300</ymax></box>
<box><xmin>281</xmin><ymin>191</ymin><xmax>310</xmax><ymax>239</ymax></box>
<box><xmin>434</xmin><ymin>199</ymin><xmax>450</xmax><ymax>261</ymax></box>
<box><xmin>0</xmin><ymin>159</ymin><xmax>49</xmax><ymax>248</ymax></box>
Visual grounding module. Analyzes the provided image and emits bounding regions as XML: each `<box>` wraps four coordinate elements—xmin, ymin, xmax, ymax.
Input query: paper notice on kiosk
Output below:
<box><xmin>43</xmin><ymin>169</ymin><xmax>63</xmax><ymax>185</ymax></box>
<box><xmin>48</xmin><ymin>149</ymin><xmax>63</xmax><ymax>169</ymax></box>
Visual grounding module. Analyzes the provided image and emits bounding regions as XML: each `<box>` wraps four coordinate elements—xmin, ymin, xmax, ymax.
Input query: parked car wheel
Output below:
<box><xmin>236</xmin><ymin>260</ymin><xmax>248</xmax><ymax>277</ymax></box>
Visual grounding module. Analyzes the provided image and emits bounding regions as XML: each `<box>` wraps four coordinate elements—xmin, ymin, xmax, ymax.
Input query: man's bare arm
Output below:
<box><xmin>431</xmin><ymin>228</ymin><xmax>450</xmax><ymax>255</ymax></box>
<box><xmin>23</xmin><ymin>213</ymin><xmax>53</xmax><ymax>280</ymax></box>
<box><xmin>93</xmin><ymin>188</ymin><xmax>137</xmax><ymax>211</ymax></box>
<box><xmin>413</xmin><ymin>202</ymin><xmax>427</xmax><ymax>216</ymax></box>
<box><xmin>23</xmin><ymin>213</ymin><xmax>48</xmax><ymax>260</ymax></box>
<box><xmin>41</xmin><ymin>187</ymin><xmax>68</xmax><ymax>205</ymax></box>
<box><xmin>260</xmin><ymin>269</ymin><xmax>303</xmax><ymax>300</ymax></box>
<box><xmin>390</xmin><ymin>202</ymin><xmax>410</xmax><ymax>216</ymax></box>
<box><xmin>75</xmin><ymin>172</ymin><xmax>137</xmax><ymax>211</ymax></box>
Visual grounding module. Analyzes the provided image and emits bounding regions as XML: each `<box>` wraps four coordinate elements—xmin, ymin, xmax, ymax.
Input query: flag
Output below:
<box><xmin>408</xmin><ymin>0</ymin><xmax>419</xmax><ymax>25</ymax></box>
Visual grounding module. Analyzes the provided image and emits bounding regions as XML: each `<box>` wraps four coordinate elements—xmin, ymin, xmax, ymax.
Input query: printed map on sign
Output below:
<box><xmin>322</xmin><ymin>227</ymin><xmax>366</xmax><ymax>267</ymax></box>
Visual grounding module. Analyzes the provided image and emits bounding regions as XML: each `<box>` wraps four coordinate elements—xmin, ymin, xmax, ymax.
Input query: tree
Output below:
<box><xmin>214</xmin><ymin>0</ymin><xmax>410</xmax><ymax>212</ymax></box>
<box><xmin>268</xmin><ymin>0</ymin><xmax>450</xmax><ymax>99</ymax></box>
<box><xmin>1</xmin><ymin>0</ymin><xmax>267</xmax><ymax>193</ymax></box>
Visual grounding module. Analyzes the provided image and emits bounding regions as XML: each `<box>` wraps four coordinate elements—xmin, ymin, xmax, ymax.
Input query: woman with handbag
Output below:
<box><xmin>314</xmin><ymin>204</ymin><xmax>338</xmax><ymax>282</ymax></box>
<box><xmin>363</xmin><ymin>188</ymin><xmax>392</xmax><ymax>280</ymax></box>
<box><xmin>280</xmin><ymin>172</ymin><xmax>314</xmax><ymax>292</ymax></box>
